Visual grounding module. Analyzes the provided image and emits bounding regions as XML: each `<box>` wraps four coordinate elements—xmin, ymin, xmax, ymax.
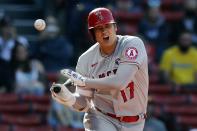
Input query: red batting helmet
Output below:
<box><xmin>88</xmin><ymin>7</ymin><xmax>115</xmax><ymax>29</ymax></box>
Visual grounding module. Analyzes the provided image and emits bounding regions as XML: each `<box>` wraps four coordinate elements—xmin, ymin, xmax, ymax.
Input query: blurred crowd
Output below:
<box><xmin>0</xmin><ymin>0</ymin><xmax>197</xmax><ymax>131</ymax></box>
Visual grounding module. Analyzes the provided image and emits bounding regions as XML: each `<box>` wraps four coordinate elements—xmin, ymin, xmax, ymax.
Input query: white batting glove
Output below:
<box><xmin>61</xmin><ymin>69</ymin><xmax>86</xmax><ymax>87</ymax></box>
<box><xmin>50</xmin><ymin>83</ymin><xmax>76</xmax><ymax>107</ymax></box>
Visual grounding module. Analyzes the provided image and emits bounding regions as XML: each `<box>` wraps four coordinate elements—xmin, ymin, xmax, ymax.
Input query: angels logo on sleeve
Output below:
<box><xmin>125</xmin><ymin>47</ymin><xmax>138</xmax><ymax>60</ymax></box>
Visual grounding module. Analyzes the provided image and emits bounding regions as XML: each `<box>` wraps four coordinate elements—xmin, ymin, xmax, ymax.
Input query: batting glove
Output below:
<box><xmin>50</xmin><ymin>83</ymin><xmax>76</xmax><ymax>107</ymax></box>
<box><xmin>61</xmin><ymin>69</ymin><xmax>86</xmax><ymax>87</ymax></box>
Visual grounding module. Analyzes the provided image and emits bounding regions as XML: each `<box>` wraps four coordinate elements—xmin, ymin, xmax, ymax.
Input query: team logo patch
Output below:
<box><xmin>125</xmin><ymin>47</ymin><xmax>138</xmax><ymax>60</ymax></box>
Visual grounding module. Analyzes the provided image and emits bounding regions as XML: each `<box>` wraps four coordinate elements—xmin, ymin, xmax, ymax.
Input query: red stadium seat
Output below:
<box><xmin>178</xmin><ymin>87</ymin><xmax>197</xmax><ymax>94</ymax></box>
<box><xmin>113</xmin><ymin>11</ymin><xmax>143</xmax><ymax>25</ymax></box>
<box><xmin>57</xmin><ymin>126</ymin><xmax>84</xmax><ymax>131</ymax></box>
<box><xmin>74</xmin><ymin>128</ymin><xmax>85</xmax><ymax>131</ymax></box>
<box><xmin>0</xmin><ymin>124</ymin><xmax>10</xmax><ymax>131</ymax></box>
<box><xmin>21</xmin><ymin>94</ymin><xmax>50</xmax><ymax>104</ymax></box>
<box><xmin>57</xmin><ymin>126</ymin><xmax>73</xmax><ymax>131</ymax></box>
<box><xmin>176</xmin><ymin>115</ymin><xmax>197</xmax><ymax>128</ymax></box>
<box><xmin>150</xmin><ymin>95</ymin><xmax>188</xmax><ymax>105</ymax></box>
<box><xmin>0</xmin><ymin>104</ymin><xmax>29</xmax><ymax>113</ymax></box>
<box><xmin>0</xmin><ymin>93</ymin><xmax>19</xmax><ymax>104</ymax></box>
<box><xmin>47</xmin><ymin>72</ymin><xmax>59</xmax><ymax>83</ymax></box>
<box><xmin>149</xmin><ymin>84</ymin><xmax>173</xmax><ymax>94</ymax></box>
<box><xmin>32</xmin><ymin>103</ymin><xmax>50</xmax><ymax>113</ymax></box>
<box><xmin>149</xmin><ymin>73</ymin><xmax>159</xmax><ymax>84</ymax></box>
<box><xmin>189</xmin><ymin>95</ymin><xmax>197</xmax><ymax>105</ymax></box>
<box><xmin>164</xmin><ymin>105</ymin><xmax>197</xmax><ymax>115</ymax></box>
<box><xmin>160</xmin><ymin>0</ymin><xmax>184</xmax><ymax>10</ymax></box>
<box><xmin>1</xmin><ymin>114</ymin><xmax>42</xmax><ymax>126</ymax></box>
<box><xmin>13</xmin><ymin>125</ymin><xmax>53</xmax><ymax>131</ymax></box>
<box><xmin>161</xmin><ymin>11</ymin><xmax>184</xmax><ymax>22</ymax></box>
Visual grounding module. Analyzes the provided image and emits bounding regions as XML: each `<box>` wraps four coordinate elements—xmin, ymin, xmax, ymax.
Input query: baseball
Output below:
<box><xmin>34</xmin><ymin>19</ymin><xmax>46</xmax><ymax>31</ymax></box>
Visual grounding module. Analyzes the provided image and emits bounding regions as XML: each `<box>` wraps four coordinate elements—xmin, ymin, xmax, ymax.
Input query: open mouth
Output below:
<box><xmin>103</xmin><ymin>36</ymin><xmax>109</xmax><ymax>41</ymax></box>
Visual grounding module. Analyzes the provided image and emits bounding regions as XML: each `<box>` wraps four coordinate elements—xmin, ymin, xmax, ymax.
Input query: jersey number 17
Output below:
<box><xmin>120</xmin><ymin>82</ymin><xmax>134</xmax><ymax>102</ymax></box>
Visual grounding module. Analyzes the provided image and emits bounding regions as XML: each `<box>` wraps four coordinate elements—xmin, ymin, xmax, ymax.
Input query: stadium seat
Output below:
<box><xmin>20</xmin><ymin>94</ymin><xmax>50</xmax><ymax>104</ymax></box>
<box><xmin>149</xmin><ymin>84</ymin><xmax>173</xmax><ymax>94</ymax></box>
<box><xmin>161</xmin><ymin>11</ymin><xmax>184</xmax><ymax>22</ymax></box>
<box><xmin>32</xmin><ymin>103</ymin><xmax>50</xmax><ymax>113</ymax></box>
<box><xmin>176</xmin><ymin>115</ymin><xmax>197</xmax><ymax>128</ymax></box>
<box><xmin>57</xmin><ymin>126</ymin><xmax>84</xmax><ymax>131</ymax></box>
<box><xmin>47</xmin><ymin>72</ymin><xmax>59</xmax><ymax>83</ymax></box>
<box><xmin>0</xmin><ymin>124</ymin><xmax>10</xmax><ymax>131</ymax></box>
<box><xmin>164</xmin><ymin>105</ymin><xmax>197</xmax><ymax>115</ymax></box>
<box><xmin>150</xmin><ymin>95</ymin><xmax>189</xmax><ymax>105</ymax></box>
<box><xmin>189</xmin><ymin>95</ymin><xmax>197</xmax><ymax>105</ymax></box>
<box><xmin>177</xmin><ymin>86</ymin><xmax>197</xmax><ymax>94</ymax></box>
<box><xmin>13</xmin><ymin>125</ymin><xmax>53</xmax><ymax>131</ymax></box>
<box><xmin>113</xmin><ymin>11</ymin><xmax>143</xmax><ymax>25</ymax></box>
<box><xmin>1</xmin><ymin>114</ymin><xmax>42</xmax><ymax>126</ymax></box>
<box><xmin>57</xmin><ymin>126</ymin><xmax>73</xmax><ymax>131</ymax></box>
<box><xmin>160</xmin><ymin>0</ymin><xmax>184</xmax><ymax>10</ymax></box>
<box><xmin>74</xmin><ymin>128</ymin><xmax>85</xmax><ymax>131</ymax></box>
<box><xmin>0</xmin><ymin>93</ymin><xmax>19</xmax><ymax>104</ymax></box>
<box><xmin>0</xmin><ymin>104</ymin><xmax>29</xmax><ymax>113</ymax></box>
<box><xmin>149</xmin><ymin>73</ymin><xmax>159</xmax><ymax>84</ymax></box>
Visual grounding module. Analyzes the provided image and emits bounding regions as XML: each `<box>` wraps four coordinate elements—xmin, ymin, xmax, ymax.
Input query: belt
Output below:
<box><xmin>95</xmin><ymin>107</ymin><xmax>147</xmax><ymax>123</ymax></box>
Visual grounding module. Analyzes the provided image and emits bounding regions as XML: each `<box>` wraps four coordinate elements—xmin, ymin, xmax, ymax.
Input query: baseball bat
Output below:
<box><xmin>52</xmin><ymin>79</ymin><xmax>73</xmax><ymax>93</ymax></box>
<box><xmin>53</xmin><ymin>86</ymin><xmax>61</xmax><ymax>93</ymax></box>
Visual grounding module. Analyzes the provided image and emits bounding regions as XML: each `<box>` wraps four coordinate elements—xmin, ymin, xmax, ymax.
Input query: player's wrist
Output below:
<box><xmin>58</xmin><ymin>93</ymin><xmax>76</xmax><ymax>107</ymax></box>
<box><xmin>83</xmin><ymin>78</ymin><xmax>94</xmax><ymax>89</ymax></box>
<box><xmin>65</xmin><ymin>94</ymin><xmax>76</xmax><ymax>107</ymax></box>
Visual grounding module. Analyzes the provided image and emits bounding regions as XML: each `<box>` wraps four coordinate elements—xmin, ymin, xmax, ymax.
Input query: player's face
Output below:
<box><xmin>94</xmin><ymin>23</ymin><xmax>117</xmax><ymax>47</ymax></box>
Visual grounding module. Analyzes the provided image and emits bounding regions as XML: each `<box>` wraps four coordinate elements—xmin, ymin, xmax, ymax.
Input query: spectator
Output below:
<box><xmin>10</xmin><ymin>41</ymin><xmax>46</xmax><ymax>95</ymax></box>
<box><xmin>0</xmin><ymin>57</ymin><xmax>12</xmax><ymax>92</ymax></box>
<box><xmin>160</xmin><ymin>31</ymin><xmax>197</xmax><ymax>85</ymax></box>
<box><xmin>114</xmin><ymin>0</ymin><xmax>142</xmax><ymax>13</ymax></box>
<box><xmin>145</xmin><ymin>42</ymin><xmax>159</xmax><ymax>82</ymax></box>
<box><xmin>48</xmin><ymin>101</ymin><xmax>84</xmax><ymax>128</ymax></box>
<box><xmin>0</xmin><ymin>16</ymin><xmax>28</xmax><ymax>62</ymax></box>
<box><xmin>138</xmin><ymin>4</ymin><xmax>169</xmax><ymax>63</ymax></box>
<box><xmin>66</xmin><ymin>1</ymin><xmax>96</xmax><ymax>59</ymax></box>
<box><xmin>0</xmin><ymin>15</ymin><xmax>28</xmax><ymax>92</ymax></box>
<box><xmin>33</xmin><ymin>16</ymin><xmax>74</xmax><ymax>72</ymax></box>
<box><xmin>170</xmin><ymin>0</ymin><xmax>197</xmax><ymax>44</ymax></box>
<box><xmin>144</xmin><ymin>105</ymin><xmax>167</xmax><ymax>131</ymax></box>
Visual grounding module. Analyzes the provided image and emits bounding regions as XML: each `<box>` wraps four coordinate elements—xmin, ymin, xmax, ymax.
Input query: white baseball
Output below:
<box><xmin>34</xmin><ymin>19</ymin><xmax>46</xmax><ymax>31</ymax></box>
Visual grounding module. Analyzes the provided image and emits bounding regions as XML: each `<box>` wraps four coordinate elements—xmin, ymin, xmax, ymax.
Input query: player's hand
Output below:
<box><xmin>50</xmin><ymin>82</ymin><xmax>76</xmax><ymax>107</ymax></box>
<box><xmin>61</xmin><ymin>69</ymin><xmax>86</xmax><ymax>87</ymax></box>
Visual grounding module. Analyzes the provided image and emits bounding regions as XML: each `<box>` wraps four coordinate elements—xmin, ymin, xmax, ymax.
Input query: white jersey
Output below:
<box><xmin>76</xmin><ymin>35</ymin><xmax>149</xmax><ymax>116</ymax></box>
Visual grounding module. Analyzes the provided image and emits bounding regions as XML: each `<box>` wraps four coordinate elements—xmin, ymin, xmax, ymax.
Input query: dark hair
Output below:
<box><xmin>10</xmin><ymin>41</ymin><xmax>31</xmax><ymax>73</ymax></box>
<box><xmin>0</xmin><ymin>15</ymin><xmax>12</xmax><ymax>27</ymax></box>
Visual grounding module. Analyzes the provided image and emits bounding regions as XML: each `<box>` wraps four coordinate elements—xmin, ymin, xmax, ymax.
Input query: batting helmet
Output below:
<box><xmin>88</xmin><ymin>7</ymin><xmax>115</xmax><ymax>29</ymax></box>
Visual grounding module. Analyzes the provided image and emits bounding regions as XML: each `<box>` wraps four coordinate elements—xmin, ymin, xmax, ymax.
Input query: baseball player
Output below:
<box><xmin>51</xmin><ymin>7</ymin><xmax>149</xmax><ymax>131</ymax></box>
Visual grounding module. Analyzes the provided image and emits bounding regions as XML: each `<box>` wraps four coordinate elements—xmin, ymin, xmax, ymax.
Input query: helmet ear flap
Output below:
<box><xmin>88</xmin><ymin>29</ymin><xmax>96</xmax><ymax>42</ymax></box>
